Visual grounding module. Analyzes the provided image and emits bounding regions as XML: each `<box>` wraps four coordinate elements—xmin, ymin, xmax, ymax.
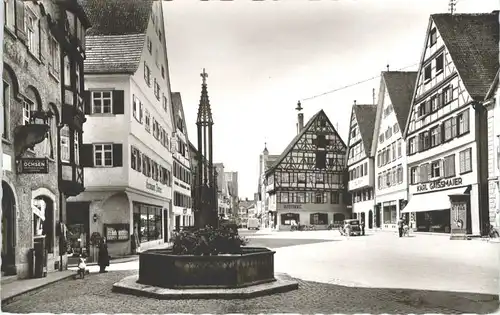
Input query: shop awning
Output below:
<box><xmin>401</xmin><ymin>187</ymin><xmax>468</xmax><ymax>213</ymax></box>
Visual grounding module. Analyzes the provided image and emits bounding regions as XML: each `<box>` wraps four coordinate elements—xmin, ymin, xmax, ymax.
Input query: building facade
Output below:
<box><xmin>402</xmin><ymin>12</ymin><xmax>499</xmax><ymax>236</ymax></box>
<box><xmin>486</xmin><ymin>70</ymin><xmax>500</xmax><ymax>228</ymax></box>
<box><xmin>372</xmin><ymin>72</ymin><xmax>417</xmax><ymax>231</ymax></box>
<box><xmin>67</xmin><ymin>0</ymin><xmax>175</xmax><ymax>258</ymax></box>
<box><xmin>214</xmin><ymin>163</ymin><xmax>230</xmax><ymax>219</ymax></box>
<box><xmin>2</xmin><ymin>0</ymin><xmax>89</xmax><ymax>278</ymax></box>
<box><xmin>171</xmin><ymin>92</ymin><xmax>193</xmax><ymax>231</ymax></box>
<box><xmin>347</xmin><ymin>104</ymin><xmax>377</xmax><ymax>229</ymax></box>
<box><xmin>224</xmin><ymin>171</ymin><xmax>239</xmax><ymax>218</ymax></box>
<box><xmin>257</xmin><ymin>147</ymin><xmax>279</xmax><ymax>228</ymax></box>
<box><xmin>264</xmin><ymin>109</ymin><xmax>350</xmax><ymax>230</ymax></box>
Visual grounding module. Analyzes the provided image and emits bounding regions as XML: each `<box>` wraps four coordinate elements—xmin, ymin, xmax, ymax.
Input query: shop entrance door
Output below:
<box><xmin>2</xmin><ymin>181</ymin><xmax>16</xmax><ymax>276</ymax></box>
<box><xmin>368</xmin><ymin>210</ymin><xmax>373</xmax><ymax>229</ymax></box>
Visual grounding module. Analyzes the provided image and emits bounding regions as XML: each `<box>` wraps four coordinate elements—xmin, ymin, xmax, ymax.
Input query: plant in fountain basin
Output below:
<box><xmin>170</xmin><ymin>225</ymin><xmax>248</xmax><ymax>255</ymax></box>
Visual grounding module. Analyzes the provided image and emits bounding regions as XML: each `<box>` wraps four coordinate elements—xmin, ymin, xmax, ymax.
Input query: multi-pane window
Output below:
<box><xmin>92</xmin><ymin>91</ymin><xmax>112</xmax><ymax>114</ymax></box>
<box><xmin>424</xmin><ymin>64</ymin><xmax>432</xmax><ymax>81</ymax></box>
<box><xmin>429</xmin><ymin>28</ymin><xmax>437</xmax><ymax>46</ymax></box>
<box><xmin>443</xmin><ymin>154</ymin><xmax>455</xmax><ymax>177</ymax></box>
<box><xmin>23</xmin><ymin>99</ymin><xmax>34</xmax><ymax>125</ymax></box>
<box><xmin>410</xmin><ymin>167</ymin><xmax>418</xmax><ymax>185</ymax></box>
<box><xmin>330</xmin><ymin>191</ymin><xmax>340</xmax><ymax>204</ymax></box>
<box><xmin>74</xmin><ymin>131</ymin><xmax>80</xmax><ymax>165</ymax></box>
<box><xmin>132</xmin><ymin>95</ymin><xmax>140</xmax><ymax>121</ymax></box>
<box><xmin>314</xmin><ymin>192</ymin><xmax>325</xmax><ymax>204</ymax></box>
<box><xmin>459</xmin><ymin>148</ymin><xmax>472</xmax><ymax>174</ymax></box>
<box><xmin>397</xmin><ymin>139</ymin><xmax>402</xmax><ymax>158</ymax></box>
<box><xmin>443</xmin><ymin>117</ymin><xmax>457</xmax><ymax>141</ymax></box>
<box><xmin>3</xmin><ymin>81</ymin><xmax>9</xmax><ymax>139</ymax></box>
<box><xmin>94</xmin><ymin>144</ymin><xmax>113</xmax><ymax>167</ymax></box>
<box><xmin>443</xmin><ymin>85</ymin><xmax>453</xmax><ymax>104</ymax></box>
<box><xmin>430</xmin><ymin>126</ymin><xmax>441</xmax><ymax>147</ymax></box>
<box><xmin>145</xmin><ymin>109</ymin><xmax>150</xmax><ymax>132</ymax></box>
<box><xmin>162</xmin><ymin>94</ymin><xmax>167</xmax><ymax>111</ymax></box>
<box><xmin>431</xmin><ymin>93</ymin><xmax>441</xmax><ymax>112</ymax></box>
<box><xmin>154</xmin><ymin>78</ymin><xmax>160</xmax><ymax>100</ymax></box>
<box><xmin>419</xmin><ymin>163</ymin><xmax>429</xmax><ymax>182</ymax></box>
<box><xmin>393</xmin><ymin>123</ymin><xmax>399</xmax><ymax>134</ymax></box>
<box><xmin>431</xmin><ymin>160</ymin><xmax>441</xmax><ymax>178</ymax></box>
<box><xmin>408</xmin><ymin>137</ymin><xmax>416</xmax><ymax>155</ymax></box>
<box><xmin>49</xmin><ymin>36</ymin><xmax>60</xmax><ymax>75</ymax></box>
<box><xmin>457</xmin><ymin>109</ymin><xmax>470</xmax><ymax>136</ymax></box>
<box><xmin>60</xmin><ymin>126</ymin><xmax>70</xmax><ymax>162</ymax></box>
<box><xmin>130</xmin><ymin>146</ymin><xmax>141</xmax><ymax>172</ymax></box>
<box><xmin>27</xmin><ymin>12</ymin><xmax>38</xmax><ymax>56</ymax></box>
<box><xmin>144</xmin><ymin>62</ymin><xmax>151</xmax><ymax>86</ymax></box>
<box><xmin>397</xmin><ymin>165</ymin><xmax>403</xmax><ymax>184</ymax></box>
<box><xmin>436</xmin><ymin>54</ymin><xmax>444</xmax><ymax>73</ymax></box>
<box><xmin>391</xmin><ymin>142</ymin><xmax>396</xmax><ymax>161</ymax></box>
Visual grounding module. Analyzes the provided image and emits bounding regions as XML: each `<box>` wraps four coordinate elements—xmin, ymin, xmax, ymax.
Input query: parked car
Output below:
<box><xmin>341</xmin><ymin>219</ymin><xmax>362</xmax><ymax>236</ymax></box>
<box><xmin>247</xmin><ymin>218</ymin><xmax>260</xmax><ymax>230</ymax></box>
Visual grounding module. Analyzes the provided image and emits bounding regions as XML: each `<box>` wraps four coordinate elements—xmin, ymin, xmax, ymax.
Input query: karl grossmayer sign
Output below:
<box><xmin>416</xmin><ymin>177</ymin><xmax>463</xmax><ymax>192</ymax></box>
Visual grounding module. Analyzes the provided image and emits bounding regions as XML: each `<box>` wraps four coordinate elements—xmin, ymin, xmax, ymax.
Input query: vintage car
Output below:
<box><xmin>341</xmin><ymin>219</ymin><xmax>362</xmax><ymax>236</ymax></box>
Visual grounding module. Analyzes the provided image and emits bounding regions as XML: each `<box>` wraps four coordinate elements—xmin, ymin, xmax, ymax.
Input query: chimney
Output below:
<box><xmin>296</xmin><ymin>101</ymin><xmax>304</xmax><ymax>134</ymax></box>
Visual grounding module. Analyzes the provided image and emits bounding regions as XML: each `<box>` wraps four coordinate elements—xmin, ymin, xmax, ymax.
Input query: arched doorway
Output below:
<box><xmin>368</xmin><ymin>210</ymin><xmax>373</xmax><ymax>229</ymax></box>
<box><xmin>32</xmin><ymin>196</ymin><xmax>55</xmax><ymax>255</ymax></box>
<box><xmin>2</xmin><ymin>181</ymin><xmax>16</xmax><ymax>275</ymax></box>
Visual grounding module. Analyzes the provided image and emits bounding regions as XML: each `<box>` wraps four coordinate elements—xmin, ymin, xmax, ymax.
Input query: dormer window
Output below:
<box><xmin>147</xmin><ymin>37</ymin><xmax>152</xmax><ymax>54</ymax></box>
<box><xmin>429</xmin><ymin>28</ymin><xmax>437</xmax><ymax>47</ymax></box>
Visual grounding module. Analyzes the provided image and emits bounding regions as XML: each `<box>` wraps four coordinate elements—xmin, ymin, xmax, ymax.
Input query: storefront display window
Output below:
<box><xmin>133</xmin><ymin>202</ymin><xmax>163</xmax><ymax>243</ymax></box>
<box><xmin>310</xmin><ymin>213</ymin><xmax>328</xmax><ymax>225</ymax></box>
<box><xmin>416</xmin><ymin>210</ymin><xmax>450</xmax><ymax>233</ymax></box>
<box><xmin>383</xmin><ymin>204</ymin><xmax>397</xmax><ymax>224</ymax></box>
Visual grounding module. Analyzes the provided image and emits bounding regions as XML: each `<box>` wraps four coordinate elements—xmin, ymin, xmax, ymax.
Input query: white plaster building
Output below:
<box><xmin>402</xmin><ymin>12</ymin><xmax>498</xmax><ymax>236</ymax></box>
<box><xmin>171</xmin><ymin>92</ymin><xmax>193</xmax><ymax>231</ymax></box>
<box><xmin>67</xmin><ymin>0</ymin><xmax>175</xmax><ymax>257</ymax></box>
<box><xmin>486</xmin><ymin>70</ymin><xmax>500</xmax><ymax>228</ymax></box>
<box><xmin>347</xmin><ymin>104</ymin><xmax>377</xmax><ymax>229</ymax></box>
<box><xmin>372</xmin><ymin>72</ymin><xmax>417</xmax><ymax>231</ymax></box>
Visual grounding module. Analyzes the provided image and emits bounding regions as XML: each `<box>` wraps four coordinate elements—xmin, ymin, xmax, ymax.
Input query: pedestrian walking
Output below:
<box><xmin>344</xmin><ymin>221</ymin><xmax>351</xmax><ymax>239</ymax></box>
<box><xmin>361</xmin><ymin>220</ymin><xmax>365</xmax><ymax>236</ymax></box>
<box><xmin>98</xmin><ymin>238</ymin><xmax>110</xmax><ymax>273</ymax></box>
<box><xmin>397</xmin><ymin>216</ymin><xmax>404</xmax><ymax>237</ymax></box>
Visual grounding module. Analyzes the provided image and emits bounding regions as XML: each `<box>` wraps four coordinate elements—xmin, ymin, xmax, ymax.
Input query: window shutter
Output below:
<box><xmin>15</xmin><ymin>0</ymin><xmax>27</xmax><ymax>41</ymax></box>
<box><xmin>113</xmin><ymin>90</ymin><xmax>125</xmax><ymax>114</ymax></box>
<box><xmin>83</xmin><ymin>91</ymin><xmax>91</xmax><ymax>114</ymax></box>
<box><xmin>406</xmin><ymin>140</ymin><xmax>411</xmax><ymax>154</ymax></box>
<box><xmin>80</xmin><ymin>144</ymin><xmax>94</xmax><ymax>167</ymax></box>
<box><xmin>440</xmin><ymin>123</ymin><xmax>445</xmax><ymax>143</ymax></box>
<box><xmin>112</xmin><ymin>143</ymin><xmax>123</xmax><ymax>167</ymax></box>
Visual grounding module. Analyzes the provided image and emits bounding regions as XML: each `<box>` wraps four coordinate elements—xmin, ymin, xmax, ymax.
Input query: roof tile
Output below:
<box><xmin>383</xmin><ymin>71</ymin><xmax>418</xmax><ymax>130</ymax></box>
<box><xmin>84</xmin><ymin>34</ymin><xmax>145</xmax><ymax>74</ymax></box>
<box><xmin>432</xmin><ymin>12</ymin><xmax>499</xmax><ymax>100</ymax></box>
<box><xmin>79</xmin><ymin>0</ymin><xmax>153</xmax><ymax>36</ymax></box>
<box><xmin>352</xmin><ymin>105</ymin><xmax>377</xmax><ymax>155</ymax></box>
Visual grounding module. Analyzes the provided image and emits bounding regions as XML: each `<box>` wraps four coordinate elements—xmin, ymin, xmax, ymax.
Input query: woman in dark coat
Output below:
<box><xmin>98</xmin><ymin>238</ymin><xmax>110</xmax><ymax>273</ymax></box>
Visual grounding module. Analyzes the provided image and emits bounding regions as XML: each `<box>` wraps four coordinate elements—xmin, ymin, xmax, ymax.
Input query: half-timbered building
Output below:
<box><xmin>402</xmin><ymin>12</ymin><xmax>499</xmax><ymax>237</ymax></box>
<box><xmin>372</xmin><ymin>72</ymin><xmax>417</xmax><ymax>231</ymax></box>
<box><xmin>2</xmin><ymin>0</ymin><xmax>89</xmax><ymax>278</ymax></box>
<box><xmin>264</xmin><ymin>108</ymin><xmax>350</xmax><ymax>230</ymax></box>
<box><xmin>347</xmin><ymin>104</ymin><xmax>377</xmax><ymax>229</ymax></box>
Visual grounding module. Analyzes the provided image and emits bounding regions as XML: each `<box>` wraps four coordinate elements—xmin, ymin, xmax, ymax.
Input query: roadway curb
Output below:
<box><xmin>1</xmin><ymin>272</ymin><xmax>74</xmax><ymax>305</ymax></box>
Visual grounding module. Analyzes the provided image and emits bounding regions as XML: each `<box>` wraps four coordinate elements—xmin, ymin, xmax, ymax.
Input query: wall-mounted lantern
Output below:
<box><xmin>93</xmin><ymin>213</ymin><xmax>98</xmax><ymax>223</ymax></box>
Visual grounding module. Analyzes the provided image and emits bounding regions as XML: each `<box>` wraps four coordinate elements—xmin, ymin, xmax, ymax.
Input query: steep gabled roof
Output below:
<box><xmin>431</xmin><ymin>12</ymin><xmax>499</xmax><ymax>100</ymax></box>
<box><xmin>84</xmin><ymin>34</ymin><xmax>145</xmax><ymax>74</ymax></box>
<box><xmin>171</xmin><ymin>92</ymin><xmax>189</xmax><ymax>138</ymax></box>
<box><xmin>383</xmin><ymin>72</ymin><xmax>418</xmax><ymax>130</ymax></box>
<box><xmin>80</xmin><ymin>0</ymin><xmax>153</xmax><ymax>74</ymax></box>
<box><xmin>352</xmin><ymin>105</ymin><xmax>377</xmax><ymax>155</ymax></box>
<box><xmin>485</xmin><ymin>69</ymin><xmax>499</xmax><ymax>101</ymax></box>
<box><xmin>265</xmin><ymin>110</ymin><xmax>345</xmax><ymax>176</ymax></box>
<box><xmin>79</xmin><ymin>0</ymin><xmax>153</xmax><ymax>36</ymax></box>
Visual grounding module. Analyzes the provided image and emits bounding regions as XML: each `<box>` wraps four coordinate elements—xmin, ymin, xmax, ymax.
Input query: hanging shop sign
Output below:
<box><xmin>17</xmin><ymin>158</ymin><xmax>49</xmax><ymax>174</ymax></box>
<box><xmin>416</xmin><ymin>177</ymin><xmax>463</xmax><ymax>193</ymax></box>
<box><xmin>146</xmin><ymin>180</ymin><xmax>163</xmax><ymax>193</ymax></box>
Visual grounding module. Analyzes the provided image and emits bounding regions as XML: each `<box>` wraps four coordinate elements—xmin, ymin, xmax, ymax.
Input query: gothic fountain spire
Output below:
<box><xmin>195</xmin><ymin>68</ymin><xmax>217</xmax><ymax>228</ymax></box>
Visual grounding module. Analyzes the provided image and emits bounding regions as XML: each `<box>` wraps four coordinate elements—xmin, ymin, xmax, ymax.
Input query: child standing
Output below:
<box><xmin>77</xmin><ymin>254</ymin><xmax>87</xmax><ymax>279</ymax></box>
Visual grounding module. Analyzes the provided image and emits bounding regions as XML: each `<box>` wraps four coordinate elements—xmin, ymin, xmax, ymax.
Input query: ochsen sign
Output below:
<box><xmin>18</xmin><ymin>158</ymin><xmax>49</xmax><ymax>174</ymax></box>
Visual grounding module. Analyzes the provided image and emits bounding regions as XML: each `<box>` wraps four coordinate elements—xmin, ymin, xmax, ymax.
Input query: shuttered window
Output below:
<box><xmin>443</xmin><ymin>154</ymin><xmax>455</xmax><ymax>178</ymax></box>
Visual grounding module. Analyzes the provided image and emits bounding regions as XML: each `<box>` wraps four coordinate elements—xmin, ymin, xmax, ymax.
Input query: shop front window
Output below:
<box><xmin>133</xmin><ymin>203</ymin><xmax>162</xmax><ymax>243</ymax></box>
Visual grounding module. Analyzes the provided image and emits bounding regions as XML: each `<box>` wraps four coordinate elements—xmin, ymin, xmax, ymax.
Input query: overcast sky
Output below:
<box><xmin>163</xmin><ymin>0</ymin><xmax>498</xmax><ymax>200</ymax></box>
